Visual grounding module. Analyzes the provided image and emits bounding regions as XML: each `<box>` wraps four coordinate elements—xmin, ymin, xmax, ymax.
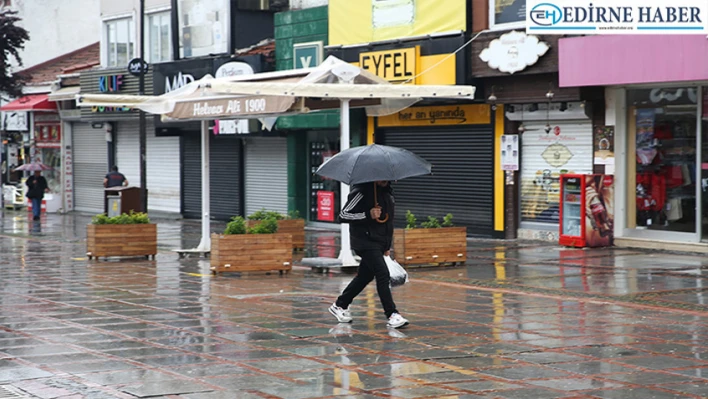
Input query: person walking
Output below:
<box><xmin>104</xmin><ymin>166</ymin><xmax>129</xmax><ymax>188</ymax></box>
<box><xmin>329</xmin><ymin>181</ymin><xmax>409</xmax><ymax>329</ymax></box>
<box><xmin>26</xmin><ymin>171</ymin><xmax>49</xmax><ymax>221</ymax></box>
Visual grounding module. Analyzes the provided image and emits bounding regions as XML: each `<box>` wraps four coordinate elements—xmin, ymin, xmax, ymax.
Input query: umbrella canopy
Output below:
<box><xmin>316</xmin><ymin>144</ymin><xmax>431</xmax><ymax>185</ymax></box>
<box><xmin>14</xmin><ymin>162</ymin><xmax>52</xmax><ymax>172</ymax></box>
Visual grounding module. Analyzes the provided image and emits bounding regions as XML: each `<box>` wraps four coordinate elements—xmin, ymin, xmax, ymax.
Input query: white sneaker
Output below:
<box><xmin>329</xmin><ymin>303</ymin><xmax>352</xmax><ymax>323</ymax></box>
<box><xmin>387</xmin><ymin>313</ymin><xmax>409</xmax><ymax>329</ymax></box>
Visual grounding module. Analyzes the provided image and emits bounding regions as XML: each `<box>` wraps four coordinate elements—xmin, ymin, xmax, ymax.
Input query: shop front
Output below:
<box><xmin>153</xmin><ymin>54</ymin><xmax>285</xmax><ymax>220</ymax></box>
<box><xmin>377</xmin><ymin>104</ymin><xmax>497</xmax><ymax>236</ymax></box>
<box><xmin>1</xmin><ymin>95</ymin><xmax>61</xmax><ymax>211</ymax></box>
<box><xmin>559</xmin><ymin>35</ymin><xmax>708</xmax><ymax>246</ymax></box>
<box><xmin>79</xmin><ymin>67</ymin><xmax>181</xmax><ymax>215</ymax></box>
<box><xmin>472</xmin><ymin>30</ymin><xmax>604</xmax><ymax>240</ymax></box>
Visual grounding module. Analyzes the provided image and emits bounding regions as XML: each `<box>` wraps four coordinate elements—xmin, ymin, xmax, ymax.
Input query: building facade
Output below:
<box><xmin>472</xmin><ymin>0</ymin><xmax>604</xmax><ymax>241</ymax></box>
<box><xmin>559</xmin><ymin>35</ymin><xmax>708</xmax><ymax>248</ymax></box>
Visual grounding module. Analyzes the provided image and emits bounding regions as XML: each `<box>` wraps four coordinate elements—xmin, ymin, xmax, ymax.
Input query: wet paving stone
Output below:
<box><xmin>122</xmin><ymin>380</ymin><xmax>214</xmax><ymax>397</ymax></box>
<box><xmin>3</xmin><ymin>213</ymin><xmax>708</xmax><ymax>398</ymax></box>
<box><xmin>0</xmin><ymin>366</ymin><xmax>54</xmax><ymax>382</ymax></box>
<box><xmin>585</xmin><ymin>387</ymin><xmax>696</xmax><ymax>398</ymax></box>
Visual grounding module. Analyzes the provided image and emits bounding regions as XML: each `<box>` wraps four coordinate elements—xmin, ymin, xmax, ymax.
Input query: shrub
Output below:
<box><xmin>248</xmin><ymin>209</ymin><xmax>286</xmax><ymax>221</ymax></box>
<box><xmin>224</xmin><ymin>216</ymin><xmax>247</xmax><ymax>235</ymax></box>
<box><xmin>442</xmin><ymin>213</ymin><xmax>454</xmax><ymax>227</ymax></box>
<box><xmin>420</xmin><ymin>216</ymin><xmax>441</xmax><ymax>229</ymax></box>
<box><xmin>91</xmin><ymin>211</ymin><xmax>150</xmax><ymax>225</ymax></box>
<box><xmin>405</xmin><ymin>210</ymin><xmax>417</xmax><ymax>230</ymax></box>
<box><xmin>247</xmin><ymin>217</ymin><xmax>279</xmax><ymax>234</ymax></box>
<box><xmin>403</xmin><ymin>211</ymin><xmax>454</xmax><ymax>229</ymax></box>
<box><xmin>287</xmin><ymin>210</ymin><xmax>301</xmax><ymax>220</ymax></box>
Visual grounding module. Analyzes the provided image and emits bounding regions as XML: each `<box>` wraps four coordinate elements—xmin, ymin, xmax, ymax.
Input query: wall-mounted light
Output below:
<box><xmin>487</xmin><ymin>85</ymin><xmax>497</xmax><ymax>111</ymax></box>
<box><xmin>91</xmin><ymin>122</ymin><xmax>104</xmax><ymax>129</ymax></box>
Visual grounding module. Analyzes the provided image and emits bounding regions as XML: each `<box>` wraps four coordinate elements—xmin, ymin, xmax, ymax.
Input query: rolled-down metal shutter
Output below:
<box><xmin>181</xmin><ymin>133</ymin><xmax>242</xmax><ymax>221</ymax></box>
<box><xmin>116</xmin><ymin>120</ymin><xmax>181</xmax><ymax>213</ymax></box>
<box><xmin>73</xmin><ymin>122</ymin><xmax>107</xmax><ymax>214</ymax></box>
<box><xmin>245</xmin><ymin>137</ymin><xmax>288</xmax><ymax>217</ymax></box>
<box><xmin>520</xmin><ymin>120</ymin><xmax>593</xmax><ymax>225</ymax></box>
<box><xmin>382</xmin><ymin>126</ymin><xmax>494</xmax><ymax>237</ymax></box>
<box><xmin>181</xmin><ymin>133</ymin><xmax>201</xmax><ymax>219</ymax></box>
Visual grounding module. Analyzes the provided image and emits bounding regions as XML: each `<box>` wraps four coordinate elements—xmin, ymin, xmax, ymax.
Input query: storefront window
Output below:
<box><xmin>308</xmin><ymin>132</ymin><xmax>340</xmax><ymax>224</ymax></box>
<box><xmin>627</xmin><ymin>88</ymin><xmax>698</xmax><ymax>233</ymax></box>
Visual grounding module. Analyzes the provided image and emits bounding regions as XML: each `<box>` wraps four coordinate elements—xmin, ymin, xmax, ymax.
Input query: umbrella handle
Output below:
<box><xmin>376</xmin><ymin>214</ymin><xmax>389</xmax><ymax>224</ymax></box>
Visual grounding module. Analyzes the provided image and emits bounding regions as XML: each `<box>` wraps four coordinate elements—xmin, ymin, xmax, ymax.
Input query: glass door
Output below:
<box><xmin>562</xmin><ymin>176</ymin><xmax>583</xmax><ymax>237</ymax></box>
<box><xmin>626</xmin><ymin>87</ymin><xmax>699</xmax><ymax>240</ymax></box>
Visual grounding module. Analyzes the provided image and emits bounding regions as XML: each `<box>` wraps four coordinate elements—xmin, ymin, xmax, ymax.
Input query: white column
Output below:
<box><xmin>338</xmin><ymin>99</ymin><xmax>358</xmax><ymax>266</ymax></box>
<box><xmin>196</xmin><ymin>120</ymin><xmax>211</xmax><ymax>251</ymax></box>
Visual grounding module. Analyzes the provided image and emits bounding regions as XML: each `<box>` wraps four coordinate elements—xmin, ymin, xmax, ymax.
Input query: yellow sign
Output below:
<box><xmin>360</xmin><ymin>47</ymin><xmax>419</xmax><ymax>83</ymax></box>
<box><xmin>377</xmin><ymin>104</ymin><xmax>491</xmax><ymax>127</ymax></box>
<box><xmin>329</xmin><ymin>0</ymin><xmax>466</xmax><ymax>46</ymax></box>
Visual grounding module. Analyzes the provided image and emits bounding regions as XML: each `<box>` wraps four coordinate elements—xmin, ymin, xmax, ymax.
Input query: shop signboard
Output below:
<box><xmin>359</xmin><ymin>47</ymin><xmax>419</xmax><ymax>84</ymax></box>
<box><xmin>317</xmin><ymin>190</ymin><xmax>335</xmax><ymax>222</ymax></box>
<box><xmin>2</xmin><ymin>111</ymin><xmax>28</xmax><ymax>131</ymax></box>
<box><xmin>378</xmin><ymin>104</ymin><xmax>491</xmax><ymax>127</ymax></box>
<box><xmin>329</xmin><ymin>0</ymin><xmax>466</xmax><ymax>46</ymax></box>
<box><xmin>479</xmin><ymin>31</ymin><xmax>549</xmax><ymax>74</ymax></box>
<box><xmin>294</xmin><ymin>42</ymin><xmax>324</xmax><ymax>69</ymax></box>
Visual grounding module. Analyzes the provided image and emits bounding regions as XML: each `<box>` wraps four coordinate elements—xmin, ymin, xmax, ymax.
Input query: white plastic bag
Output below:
<box><xmin>385</xmin><ymin>255</ymin><xmax>409</xmax><ymax>287</ymax></box>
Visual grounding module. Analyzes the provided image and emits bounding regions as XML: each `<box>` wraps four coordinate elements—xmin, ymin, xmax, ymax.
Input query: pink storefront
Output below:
<box><xmin>559</xmin><ymin>35</ymin><xmax>708</xmax><ymax>246</ymax></box>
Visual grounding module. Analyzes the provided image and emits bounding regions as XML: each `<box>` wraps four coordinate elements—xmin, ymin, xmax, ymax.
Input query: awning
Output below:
<box><xmin>1</xmin><ymin>94</ymin><xmax>57</xmax><ymax>112</ymax></box>
<box><xmin>48</xmin><ymin>86</ymin><xmax>80</xmax><ymax>102</ymax></box>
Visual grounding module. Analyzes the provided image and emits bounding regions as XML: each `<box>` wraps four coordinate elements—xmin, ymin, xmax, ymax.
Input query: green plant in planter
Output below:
<box><xmin>247</xmin><ymin>217</ymin><xmax>279</xmax><ymax>234</ymax></box>
<box><xmin>224</xmin><ymin>216</ymin><xmax>247</xmax><ymax>235</ymax></box>
<box><xmin>420</xmin><ymin>216</ymin><xmax>441</xmax><ymax>229</ymax></box>
<box><xmin>442</xmin><ymin>213</ymin><xmax>454</xmax><ymax>227</ymax></box>
<box><xmin>248</xmin><ymin>209</ymin><xmax>286</xmax><ymax>221</ymax></box>
<box><xmin>91</xmin><ymin>211</ymin><xmax>150</xmax><ymax>225</ymax></box>
<box><xmin>224</xmin><ymin>216</ymin><xmax>279</xmax><ymax>235</ymax></box>
<box><xmin>404</xmin><ymin>211</ymin><xmax>454</xmax><ymax>229</ymax></box>
<box><xmin>405</xmin><ymin>210</ymin><xmax>417</xmax><ymax>230</ymax></box>
<box><xmin>287</xmin><ymin>210</ymin><xmax>301</xmax><ymax>220</ymax></box>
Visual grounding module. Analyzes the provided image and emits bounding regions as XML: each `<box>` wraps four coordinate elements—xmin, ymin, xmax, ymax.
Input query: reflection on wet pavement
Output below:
<box><xmin>0</xmin><ymin>211</ymin><xmax>706</xmax><ymax>398</ymax></box>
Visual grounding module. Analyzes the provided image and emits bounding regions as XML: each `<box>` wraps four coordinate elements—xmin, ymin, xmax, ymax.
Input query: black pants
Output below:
<box><xmin>336</xmin><ymin>249</ymin><xmax>398</xmax><ymax>318</ymax></box>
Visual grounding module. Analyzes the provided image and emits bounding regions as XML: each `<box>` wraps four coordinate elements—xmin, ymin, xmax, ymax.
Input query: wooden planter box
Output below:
<box><xmin>246</xmin><ymin>219</ymin><xmax>305</xmax><ymax>250</ymax></box>
<box><xmin>211</xmin><ymin>233</ymin><xmax>293</xmax><ymax>274</ymax></box>
<box><xmin>393</xmin><ymin>227</ymin><xmax>467</xmax><ymax>267</ymax></box>
<box><xmin>87</xmin><ymin>224</ymin><xmax>158</xmax><ymax>260</ymax></box>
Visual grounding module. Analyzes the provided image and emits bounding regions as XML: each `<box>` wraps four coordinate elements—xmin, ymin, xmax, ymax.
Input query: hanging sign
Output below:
<box><xmin>479</xmin><ymin>31</ymin><xmax>549</xmax><ymax>74</ymax></box>
<box><xmin>317</xmin><ymin>190</ymin><xmax>335</xmax><ymax>222</ymax></box>
<box><xmin>127</xmin><ymin>58</ymin><xmax>149</xmax><ymax>77</ymax></box>
<box><xmin>378</xmin><ymin>104</ymin><xmax>491</xmax><ymax>127</ymax></box>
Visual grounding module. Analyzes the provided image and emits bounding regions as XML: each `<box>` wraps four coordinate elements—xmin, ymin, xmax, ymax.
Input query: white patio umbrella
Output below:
<box><xmin>77</xmin><ymin>56</ymin><xmax>476</xmax><ymax>265</ymax></box>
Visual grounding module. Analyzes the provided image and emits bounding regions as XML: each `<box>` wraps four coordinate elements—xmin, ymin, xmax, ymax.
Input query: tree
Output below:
<box><xmin>0</xmin><ymin>10</ymin><xmax>29</xmax><ymax>99</ymax></box>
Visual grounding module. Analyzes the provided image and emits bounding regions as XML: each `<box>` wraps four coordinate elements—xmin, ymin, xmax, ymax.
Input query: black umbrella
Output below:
<box><xmin>316</xmin><ymin>144</ymin><xmax>432</xmax><ymax>223</ymax></box>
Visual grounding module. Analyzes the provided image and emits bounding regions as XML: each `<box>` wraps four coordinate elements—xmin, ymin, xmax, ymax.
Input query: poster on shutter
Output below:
<box><xmin>585</xmin><ymin>174</ymin><xmax>614</xmax><ymax>247</ymax></box>
<box><xmin>593</xmin><ymin>126</ymin><xmax>615</xmax><ymax>166</ymax></box>
<box><xmin>501</xmin><ymin>135</ymin><xmax>519</xmax><ymax>171</ymax></box>
<box><xmin>317</xmin><ymin>190</ymin><xmax>335</xmax><ymax>222</ymax></box>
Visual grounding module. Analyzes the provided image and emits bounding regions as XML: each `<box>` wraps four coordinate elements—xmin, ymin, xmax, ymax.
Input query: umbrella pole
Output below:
<box><xmin>338</xmin><ymin>99</ymin><xmax>358</xmax><ymax>266</ymax></box>
<box><xmin>196</xmin><ymin>120</ymin><xmax>211</xmax><ymax>252</ymax></box>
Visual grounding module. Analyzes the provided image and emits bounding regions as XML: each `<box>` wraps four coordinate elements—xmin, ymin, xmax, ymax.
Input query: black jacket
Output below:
<box><xmin>26</xmin><ymin>176</ymin><xmax>48</xmax><ymax>200</ymax></box>
<box><xmin>339</xmin><ymin>183</ymin><xmax>394</xmax><ymax>252</ymax></box>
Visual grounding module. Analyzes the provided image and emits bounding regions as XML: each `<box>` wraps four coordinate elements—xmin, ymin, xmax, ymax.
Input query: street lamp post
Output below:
<box><xmin>138</xmin><ymin>0</ymin><xmax>147</xmax><ymax>212</ymax></box>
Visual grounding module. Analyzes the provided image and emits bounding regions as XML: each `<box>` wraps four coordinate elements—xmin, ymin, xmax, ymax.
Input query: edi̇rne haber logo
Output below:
<box><xmin>526</xmin><ymin>0</ymin><xmax>708</xmax><ymax>34</ymax></box>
